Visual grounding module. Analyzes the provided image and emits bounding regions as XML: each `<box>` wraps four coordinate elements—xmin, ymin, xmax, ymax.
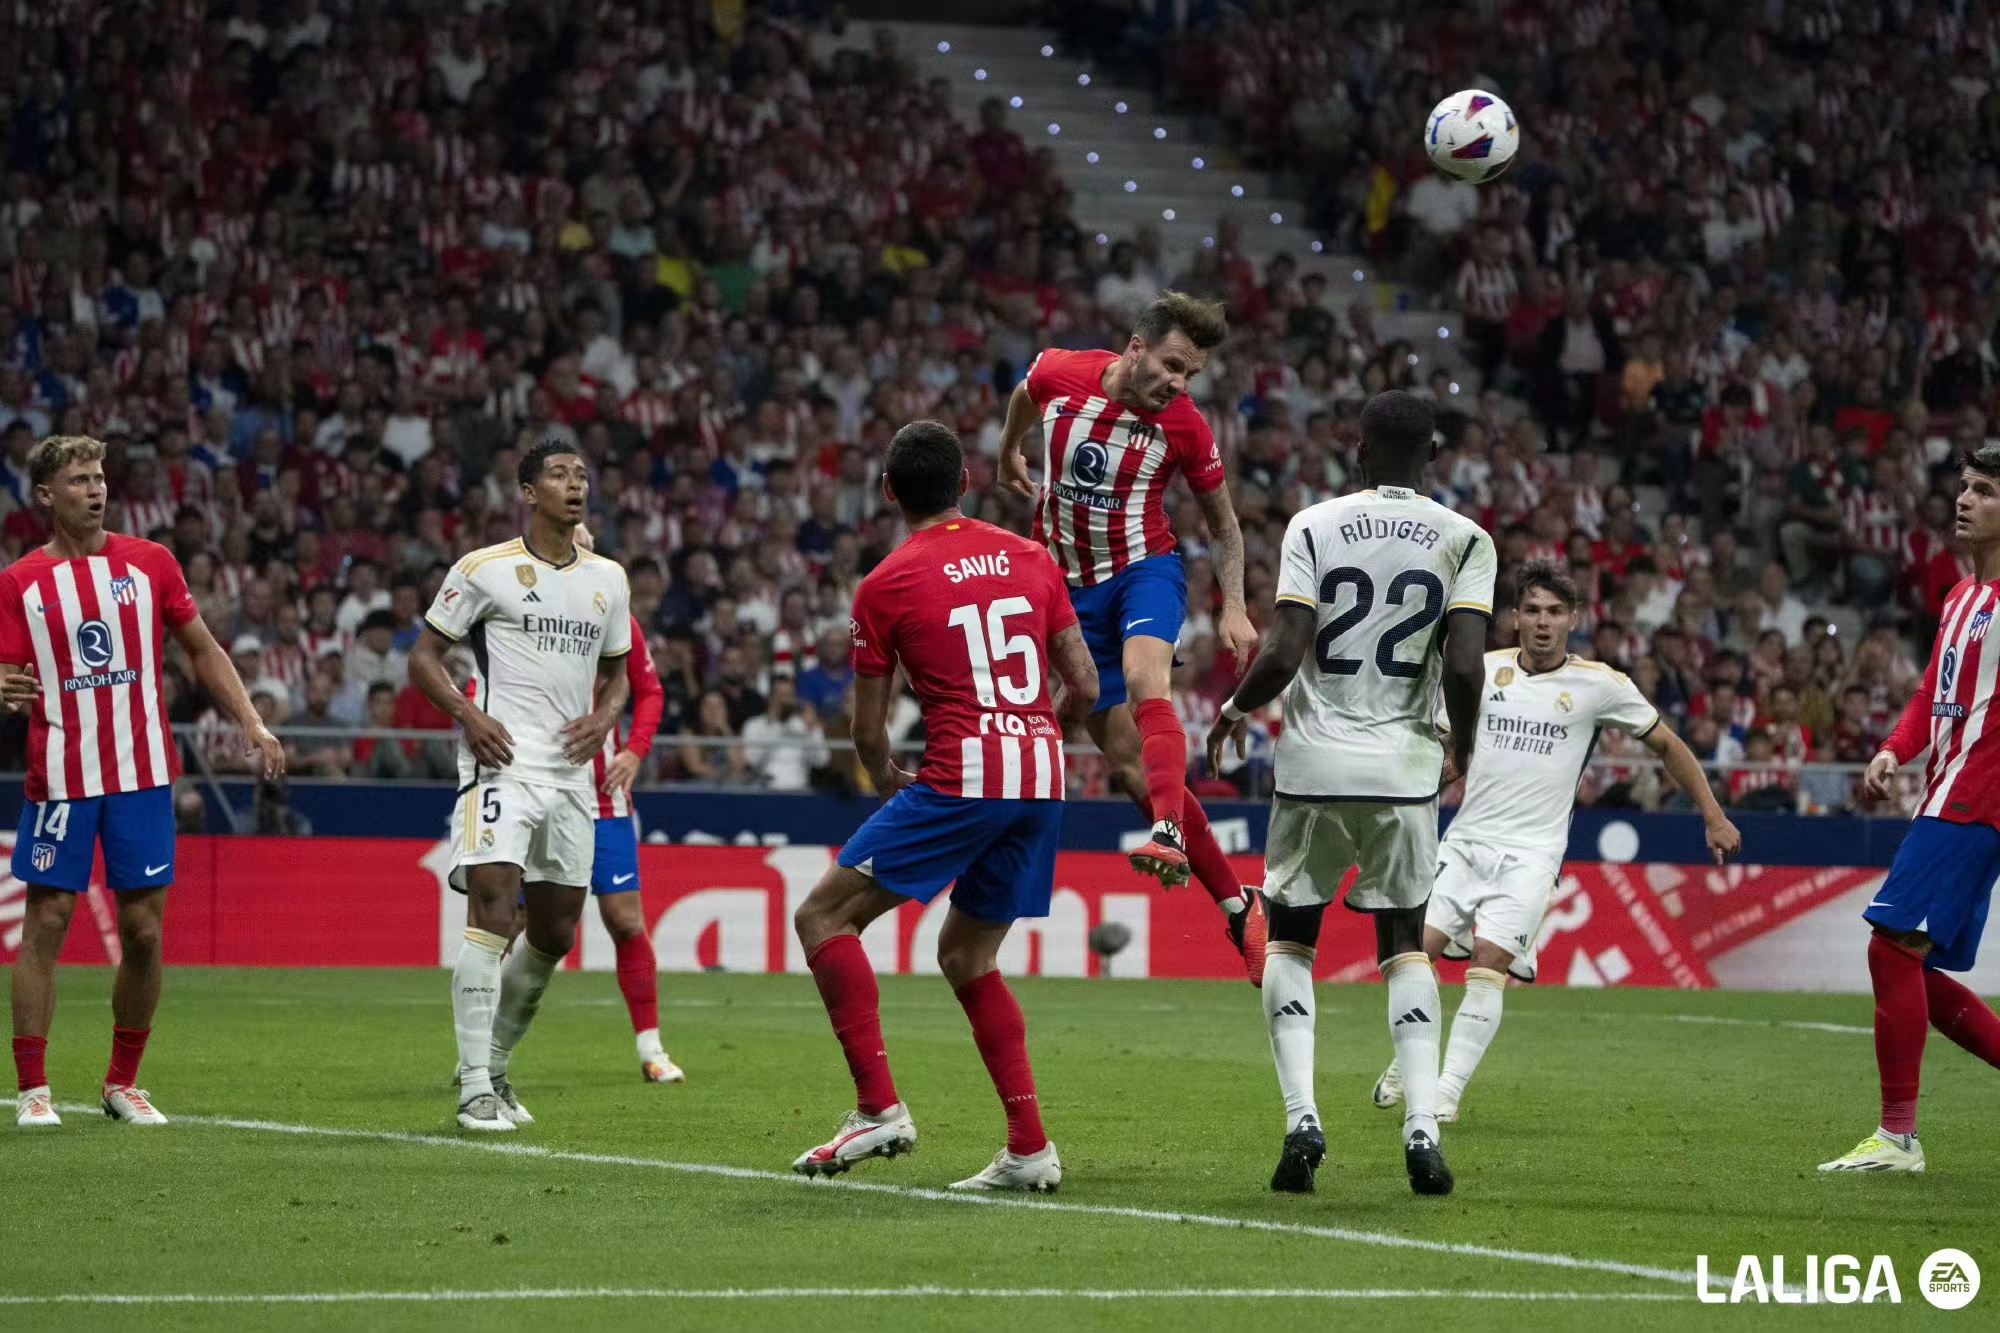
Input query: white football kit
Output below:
<box><xmin>424</xmin><ymin>538</ymin><xmax>633</xmax><ymax>889</ymax></box>
<box><xmin>1431</xmin><ymin>649</ymin><xmax>1660</xmax><ymax>978</ymax></box>
<box><xmin>1265</xmin><ymin>486</ymin><xmax>1496</xmax><ymax>911</ymax></box>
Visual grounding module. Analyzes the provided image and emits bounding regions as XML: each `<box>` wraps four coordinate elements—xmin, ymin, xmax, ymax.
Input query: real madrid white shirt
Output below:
<box><xmin>423</xmin><ymin>537</ymin><xmax>632</xmax><ymax>793</ymax></box>
<box><xmin>1442</xmin><ymin>649</ymin><xmax>1661</xmax><ymax>864</ymax></box>
<box><xmin>1272</xmin><ymin>485</ymin><xmax>1497</xmax><ymax>801</ymax></box>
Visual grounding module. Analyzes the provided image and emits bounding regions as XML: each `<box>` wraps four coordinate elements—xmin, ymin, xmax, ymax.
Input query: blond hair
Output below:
<box><xmin>28</xmin><ymin>435</ymin><xmax>107</xmax><ymax>491</ymax></box>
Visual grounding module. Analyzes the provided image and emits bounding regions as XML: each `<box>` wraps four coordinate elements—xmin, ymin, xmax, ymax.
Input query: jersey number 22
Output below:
<box><xmin>1314</xmin><ymin>567</ymin><xmax>1445</xmax><ymax>679</ymax></box>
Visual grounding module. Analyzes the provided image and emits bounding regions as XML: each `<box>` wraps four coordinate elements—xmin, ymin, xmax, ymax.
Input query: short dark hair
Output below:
<box><xmin>884</xmin><ymin>420</ymin><xmax>964</xmax><ymax>519</ymax></box>
<box><xmin>518</xmin><ymin>439</ymin><xmax>581</xmax><ymax>487</ymax></box>
<box><xmin>1359</xmin><ymin>390</ymin><xmax>1435</xmax><ymax>466</ymax></box>
<box><xmin>1133</xmin><ymin>291</ymin><xmax>1229</xmax><ymax>350</ymax></box>
<box><xmin>1516</xmin><ymin>560</ymin><xmax>1579</xmax><ymax>609</ymax></box>
<box><xmin>1965</xmin><ymin>442</ymin><xmax>2000</xmax><ymax>479</ymax></box>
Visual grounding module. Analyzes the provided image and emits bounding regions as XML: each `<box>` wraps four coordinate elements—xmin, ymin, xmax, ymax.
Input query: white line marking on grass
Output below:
<box><xmin>0</xmin><ymin>1287</ymin><xmax>1685</xmax><ymax>1307</ymax></box>
<box><xmin>1658</xmin><ymin>1014</ymin><xmax>1872</xmax><ymax>1036</ymax></box>
<box><xmin>55</xmin><ymin>1106</ymin><xmax>1694</xmax><ymax>1286</ymax></box>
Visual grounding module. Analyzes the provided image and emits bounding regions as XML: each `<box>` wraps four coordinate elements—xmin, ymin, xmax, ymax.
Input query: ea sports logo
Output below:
<box><xmin>76</xmin><ymin>619</ymin><xmax>115</xmax><ymax>670</ymax></box>
<box><xmin>1920</xmin><ymin>1249</ymin><xmax>1980</xmax><ymax>1310</ymax></box>
<box><xmin>1072</xmin><ymin>441</ymin><xmax>1109</xmax><ymax>488</ymax></box>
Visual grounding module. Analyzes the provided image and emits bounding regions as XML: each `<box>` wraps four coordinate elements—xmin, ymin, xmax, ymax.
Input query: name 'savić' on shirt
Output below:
<box><xmin>1442</xmin><ymin>649</ymin><xmax>1661</xmax><ymax>866</ymax></box>
<box><xmin>1024</xmin><ymin>348</ymin><xmax>1227</xmax><ymax>588</ymax></box>
<box><xmin>1273</xmin><ymin>485</ymin><xmax>1497</xmax><ymax>802</ymax></box>
<box><xmin>0</xmin><ymin>533</ymin><xmax>197</xmax><ymax>802</ymax></box>
<box><xmin>424</xmin><ymin>537</ymin><xmax>632</xmax><ymax>794</ymax></box>
<box><xmin>849</xmin><ymin>517</ymin><xmax>1075</xmax><ymax>800</ymax></box>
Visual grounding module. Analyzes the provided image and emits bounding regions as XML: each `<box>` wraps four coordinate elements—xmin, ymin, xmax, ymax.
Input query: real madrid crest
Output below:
<box><xmin>1495</xmin><ymin>666</ymin><xmax>1515</xmax><ymax>688</ymax></box>
<box><xmin>1556</xmin><ymin>691</ymin><xmax>1574</xmax><ymax>714</ymax></box>
<box><xmin>515</xmin><ymin>564</ymin><xmax>538</xmax><ymax>589</ymax></box>
<box><xmin>593</xmin><ymin>591</ymin><xmax>608</xmax><ymax>614</ymax></box>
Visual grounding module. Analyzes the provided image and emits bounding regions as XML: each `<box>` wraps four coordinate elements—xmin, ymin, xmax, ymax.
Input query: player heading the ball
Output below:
<box><xmin>791</xmin><ymin>420</ymin><xmax>1098</xmax><ymax>1193</ymax></box>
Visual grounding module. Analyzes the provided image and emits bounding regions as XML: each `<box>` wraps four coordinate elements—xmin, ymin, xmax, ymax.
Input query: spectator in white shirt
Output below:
<box><xmin>742</xmin><ymin>678</ymin><xmax>828</xmax><ymax>792</ymax></box>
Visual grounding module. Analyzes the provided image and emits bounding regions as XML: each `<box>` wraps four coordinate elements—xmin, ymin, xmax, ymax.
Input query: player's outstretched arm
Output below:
<box><xmin>171</xmin><ymin>615</ymin><xmax>285</xmax><ymax>779</ymax></box>
<box><xmin>1439</xmin><ymin>609</ymin><xmax>1487</xmax><ymax>777</ymax></box>
<box><xmin>1641</xmin><ymin>721</ymin><xmax>1742</xmax><ymax>864</ymax></box>
<box><xmin>1048</xmin><ymin>624</ymin><xmax>1100</xmax><ymax>732</ymax></box>
<box><xmin>561</xmin><ymin>651</ymin><xmax>632</xmax><ymax>765</ymax></box>
<box><xmin>409</xmin><ymin>624</ymin><xmax>514</xmax><ymax>769</ymax></box>
<box><xmin>851</xmin><ymin>671</ymin><xmax>913</xmax><ymax>795</ymax></box>
<box><xmin>1193</xmin><ymin>484</ymin><xmax>1256</xmax><ymax>669</ymax></box>
<box><xmin>1205</xmin><ymin>603</ymin><xmax>1315</xmax><ymax>773</ymax></box>
<box><xmin>997</xmin><ymin>381</ymin><xmax>1041</xmax><ymax>498</ymax></box>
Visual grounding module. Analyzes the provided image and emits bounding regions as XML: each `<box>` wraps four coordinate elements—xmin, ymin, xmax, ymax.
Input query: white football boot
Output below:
<box><xmin>102</xmin><ymin>1085</ymin><xmax>168</xmax><ymax>1125</ymax></box>
<box><xmin>640</xmin><ymin>1052</ymin><xmax>686</xmax><ymax>1084</ymax></box>
<box><xmin>1819</xmin><ymin>1129</ymin><xmax>1925</xmax><ymax>1173</ymax></box>
<box><xmin>792</xmin><ymin>1104</ymin><xmax>917</xmax><ymax>1178</ymax></box>
<box><xmin>17</xmin><ymin>1086</ymin><xmax>61</xmax><ymax>1127</ymax></box>
<box><xmin>456</xmin><ymin>1091</ymin><xmax>516</xmax><ymax>1132</ymax></box>
<box><xmin>1372</xmin><ymin>1061</ymin><xmax>1403</xmax><ymax>1109</ymax></box>
<box><xmin>950</xmin><ymin>1143</ymin><xmax>1063</xmax><ymax>1193</ymax></box>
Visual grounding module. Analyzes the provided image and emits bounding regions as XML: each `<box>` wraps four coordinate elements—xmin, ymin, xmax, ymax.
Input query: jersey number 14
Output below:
<box><xmin>1314</xmin><ymin>567</ymin><xmax>1445</xmax><ymax>679</ymax></box>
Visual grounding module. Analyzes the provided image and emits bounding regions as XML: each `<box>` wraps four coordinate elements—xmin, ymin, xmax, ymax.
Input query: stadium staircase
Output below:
<box><xmin>887</xmin><ymin>22</ymin><xmax>1461</xmax><ymax>367</ymax></box>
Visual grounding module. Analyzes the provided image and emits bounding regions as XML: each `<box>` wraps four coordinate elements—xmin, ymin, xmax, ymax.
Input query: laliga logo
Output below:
<box><xmin>1696</xmin><ymin>1249</ymin><xmax>1979</xmax><ymax>1307</ymax></box>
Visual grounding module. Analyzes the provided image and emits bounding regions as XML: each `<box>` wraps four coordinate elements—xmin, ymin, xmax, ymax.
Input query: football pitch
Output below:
<box><xmin>5</xmin><ymin>967</ymin><xmax>1996</xmax><ymax>1329</ymax></box>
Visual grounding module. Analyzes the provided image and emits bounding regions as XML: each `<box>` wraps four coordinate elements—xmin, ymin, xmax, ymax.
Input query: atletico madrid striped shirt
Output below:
<box><xmin>591</xmin><ymin>622</ymin><xmax>664</xmax><ymax>820</ymax></box>
<box><xmin>0</xmin><ymin>534</ymin><xmax>198</xmax><ymax>802</ymax></box>
<box><xmin>1023</xmin><ymin>348</ymin><xmax>1227</xmax><ymax>588</ymax></box>
<box><xmin>1885</xmin><ymin>578</ymin><xmax>2000</xmax><ymax>825</ymax></box>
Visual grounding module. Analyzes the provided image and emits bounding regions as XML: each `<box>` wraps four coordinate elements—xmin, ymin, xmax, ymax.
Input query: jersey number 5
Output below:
<box><xmin>947</xmin><ymin>598</ymin><xmax>1042</xmax><ymax>708</ymax></box>
<box><xmin>1314</xmin><ymin>566</ymin><xmax>1445</xmax><ymax>679</ymax></box>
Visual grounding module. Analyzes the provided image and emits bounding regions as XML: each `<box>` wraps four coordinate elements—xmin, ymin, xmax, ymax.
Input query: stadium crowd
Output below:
<box><xmin>0</xmin><ymin>0</ymin><xmax>1994</xmax><ymax>817</ymax></box>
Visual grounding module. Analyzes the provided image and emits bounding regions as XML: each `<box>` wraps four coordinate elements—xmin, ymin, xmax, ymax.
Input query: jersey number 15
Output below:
<box><xmin>1314</xmin><ymin>566</ymin><xmax>1445</xmax><ymax>679</ymax></box>
<box><xmin>948</xmin><ymin>598</ymin><xmax>1042</xmax><ymax>708</ymax></box>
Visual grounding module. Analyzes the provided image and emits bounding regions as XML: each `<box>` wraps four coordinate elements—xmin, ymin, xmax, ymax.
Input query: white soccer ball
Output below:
<box><xmin>1425</xmin><ymin>89</ymin><xmax>1519</xmax><ymax>183</ymax></box>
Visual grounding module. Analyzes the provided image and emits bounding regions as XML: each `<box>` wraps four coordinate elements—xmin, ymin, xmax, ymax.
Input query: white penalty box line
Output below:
<box><xmin>0</xmin><ymin>1287</ymin><xmax>1686</xmax><ymax>1306</ymax></box>
<box><xmin>54</xmin><ymin>1106</ymin><xmax>1695</xmax><ymax>1287</ymax></box>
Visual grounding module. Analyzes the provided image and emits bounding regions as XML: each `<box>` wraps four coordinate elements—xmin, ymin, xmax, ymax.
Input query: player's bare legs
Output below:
<box><xmin>452</xmin><ymin>862</ymin><xmax>522</xmax><ymax>1129</ymax></box>
<box><xmin>11</xmin><ymin>889</ymin><xmax>75</xmax><ymax>1125</ymax></box>
<box><xmin>937</xmin><ymin>908</ymin><xmax>1060</xmax><ymax>1192</ymax></box>
<box><xmin>792</xmin><ymin>866</ymin><xmax>917</xmax><ymax>1176</ymax></box>
<box><xmin>1089</xmin><ymin>661</ymin><xmax>1265</xmax><ymax>983</ymax></box>
<box><xmin>1377</xmin><ymin>907</ymin><xmax>1452</xmax><ymax>1196</ymax></box>
<box><xmin>598</xmin><ymin>891</ymin><xmax>679</xmax><ymax>1083</ymax></box>
<box><xmin>100</xmin><ymin>888</ymin><xmax>167</xmax><ymax>1119</ymax></box>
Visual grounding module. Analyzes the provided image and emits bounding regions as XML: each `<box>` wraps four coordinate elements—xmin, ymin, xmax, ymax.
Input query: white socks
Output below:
<box><xmin>1263</xmin><ymin>943</ymin><xmax>1318</xmax><ymax>1133</ymax></box>
<box><xmin>1383</xmin><ymin>952</ymin><xmax>1443</xmax><ymax>1144</ymax></box>
<box><xmin>1438</xmin><ymin>967</ymin><xmax>1507</xmax><ymax>1111</ymax></box>
<box><xmin>636</xmin><ymin>1027</ymin><xmax>664</xmax><ymax>1059</ymax></box>
<box><xmin>489</xmin><ymin>941</ymin><xmax>562</xmax><ymax>1079</ymax></box>
<box><xmin>453</xmin><ymin>928</ymin><xmax>508</xmax><ymax>1099</ymax></box>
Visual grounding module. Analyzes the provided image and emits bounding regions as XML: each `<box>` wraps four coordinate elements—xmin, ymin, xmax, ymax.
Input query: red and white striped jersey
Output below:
<box><xmin>849</xmin><ymin>518</ymin><xmax>1074</xmax><ymax>800</ymax></box>
<box><xmin>590</xmin><ymin>622</ymin><xmax>664</xmax><ymax>819</ymax></box>
<box><xmin>1886</xmin><ymin>578</ymin><xmax>2000</xmax><ymax>825</ymax></box>
<box><xmin>0</xmin><ymin>534</ymin><xmax>198</xmax><ymax>802</ymax></box>
<box><xmin>1024</xmin><ymin>348</ymin><xmax>1226</xmax><ymax>588</ymax></box>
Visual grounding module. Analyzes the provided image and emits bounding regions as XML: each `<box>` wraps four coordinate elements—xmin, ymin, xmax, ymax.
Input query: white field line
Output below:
<box><xmin>54</xmin><ymin>1106</ymin><xmax>1695</xmax><ymax>1286</ymax></box>
<box><xmin>0</xmin><ymin>1287</ymin><xmax>1684</xmax><ymax>1306</ymax></box>
<box><xmin>1655</xmin><ymin>1014</ymin><xmax>1871</xmax><ymax>1035</ymax></box>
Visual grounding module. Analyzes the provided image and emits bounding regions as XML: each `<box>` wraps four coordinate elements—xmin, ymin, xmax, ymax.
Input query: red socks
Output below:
<box><xmin>1924</xmin><ymin>968</ymin><xmax>2000</xmax><ymax>1068</ymax></box>
<box><xmin>807</xmin><ymin>934</ymin><xmax>899</xmax><ymax>1115</ymax></box>
<box><xmin>14</xmin><ymin>1035</ymin><xmax>48</xmax><ymax>1092</ymax></box>
<box><xmin>1132</xmin><ymin>698</ymin><xmax>1187</xmax><ymax>831</ymax></box>
<box><xmin>106</xmin><ymin>1025</ymin><xmax>151</xmax><ymax>1090</ymax></box>
<box><xmin>1868</xmin><ymin>934</ymin><xmax>1928</xmax><ymax>1135</ymax></box>
<box><xmin>955</xmin><ymin>970</ymin><xmax>1047</xmax><ymax>1156</ymax></box>
<box><xmin>613</xmin><ymin>932</ymin><xmax>660</xmax><ymax>1035</ymax></box>
<box><xmin>1178</xmin><ymin>795</ymin><xmax>1246</xmax><ymax>908</ymax></box>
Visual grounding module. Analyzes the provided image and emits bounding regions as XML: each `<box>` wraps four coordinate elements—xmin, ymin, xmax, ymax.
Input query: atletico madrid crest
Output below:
<box><xmin>1971</xmin><ymin>609</ymin><xmax>1992</xmax><ymax>643</ymax></box>
<box><xmin>108</xmin><ymin>576</ymin><xmax>138</xmax><ymax>606</ymax></box>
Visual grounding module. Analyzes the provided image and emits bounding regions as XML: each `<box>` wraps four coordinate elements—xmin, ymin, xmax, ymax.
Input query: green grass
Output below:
<box><xmin>4</xmin><ymin>967</ymin><xmax>1997</xmax><ymax>1329</ymax></box>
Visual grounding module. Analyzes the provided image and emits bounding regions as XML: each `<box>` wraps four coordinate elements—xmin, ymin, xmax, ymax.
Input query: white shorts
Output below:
<box><xmin>1428</xmin><ymin>839</ymin><xmax>1561</xmax><ymax>981</ymax></box>
<box><xmin>1265</xmin><ymin>796</ymin><xmax>1438</xmax><ymax>913</ymax></box>
<box><xmin>448</xmin><ymin>779</ymin><xmax>595</xmax><ymax>891</ymax></box>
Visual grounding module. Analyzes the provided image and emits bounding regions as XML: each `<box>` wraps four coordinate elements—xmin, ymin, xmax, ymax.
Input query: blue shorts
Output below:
<box><xmin>837</xmin><ymin>784</ymin><xmax>1065</xmax><ymax>923</ymax></box>
<box><xmin>1066</xmin><ymin>553</ymin><xmax>1186</xmax><ymax>713</ymax></box>
<box><xmin>1864</xmin><ymin>817</ymin><xmax>2000</xmax><ymax>973</ymax></box>
<box><xmin>12</xmin><ymin>787</ymin><xmax>176</xmax><ymax>894</ymax></box>
<box><xmin>592</xmin><ymin>815</ymin><xmax>642</xmax><ymax>895</ymax></box>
